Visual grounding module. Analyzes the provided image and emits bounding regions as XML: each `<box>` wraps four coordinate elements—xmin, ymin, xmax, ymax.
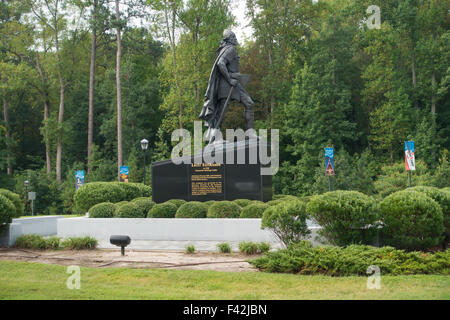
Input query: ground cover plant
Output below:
<box><xmin>249</xmin><ymin>241</ymin><xmax>450</xmax><ymax>276</ymax></box>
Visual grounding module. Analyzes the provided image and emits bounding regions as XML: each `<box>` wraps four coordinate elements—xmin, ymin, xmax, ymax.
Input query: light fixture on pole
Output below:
<box><xmin>140</xmin><ymin>139</ymin><xmax>149</xmax><ymax>185</ymax></box>
<box><xmin>24</xmin><ymin>180</ymin><xmax>29</xmax><ymax>215</ymax></box>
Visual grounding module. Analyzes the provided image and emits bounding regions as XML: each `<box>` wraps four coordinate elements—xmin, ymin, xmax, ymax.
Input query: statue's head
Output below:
<box><xmin>223</xmin><ymin>29</ymin><xmax>238</xmax><ymax>45</ymax></box>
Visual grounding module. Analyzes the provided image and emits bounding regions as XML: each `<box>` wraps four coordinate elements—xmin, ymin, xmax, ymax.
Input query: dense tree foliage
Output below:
<box><xmin>0</xmin><ymin>0</ymin><xmax>449</xmax><ymax>213</ymax></box>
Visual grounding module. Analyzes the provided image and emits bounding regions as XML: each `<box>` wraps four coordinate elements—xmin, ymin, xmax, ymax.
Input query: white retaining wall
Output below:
<box><xmin>0</xmin><ymin>216</ymin><xmax>64</xmax><ymax>246</ymax></box>
<box><xmin>57</xmin><ymin>217</ymin><xmax>323</xmax><ymax>249</ymax></box>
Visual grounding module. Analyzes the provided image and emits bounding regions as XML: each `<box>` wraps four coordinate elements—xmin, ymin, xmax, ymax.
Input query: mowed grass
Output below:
<box><xmin>0</xmin><ymin>261</ymin><xmax>449</xmax><ymax>300</ymax></box>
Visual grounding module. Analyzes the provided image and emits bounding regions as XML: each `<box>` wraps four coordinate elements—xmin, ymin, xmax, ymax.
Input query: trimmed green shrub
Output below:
<box><xmin>175</xmin><ymin>202</ymin><xmax>208</xmax><ymax>218</ymax></box>
<box><xmin>61</xmin><ymin>236</ymin><xmax>98</xmax><ymax>250</ymax></box>
<box><xmin>207</xmin><ymin>201</ymin><xmax>241</xmax><ymax>218</ymax></box>
<box><xmin>166</xmin><ymin>199</ymin><xmax>187</xmax><ymax>209</ymax></box>
<box><xmin>115</xmin><ymin>201</ymin><xmax>129</xmax><ymax>207</ymax></box>
<box><xmin>272</xmin><ymin>195</ymin><xmax>288</xmax><ymax>200</ymax></box>
<box><xmin>204</xmin><ymin>200</ymin><xmax>217</xmax><ymax>208</ymax></box>
<box><xmin>233</xmin><ymin>199</ymin><xmax>252</xmax><ymax>208</ymax></box>
<box><xmin>131</xmin><ymin>198</ymin><xmax>155</xmax><ymax>217</ymax></box>
<box><xmin>0</xmin><ymin>194</ymin><xmax>15</xmax><ymax>227</ymax></box>
<box><xmin>262</xmin><ymin>200</ymin><xmax>310</xmax><ymax>247</ymax></box>
<box><xmin>306</xmin><ymin>191</ymin><xmax>379</xmax><ymax>246</ymax></box>
<box><xmin>89</xmin><ymin>202</ymin><xmax>117</xmax><ymax>218</ymax></box>
<box><xmin>148</xmin><ymin>202</ymin><xmax>178</xmax><ymax>218</ymax></box>
<box><xmin>186</xmin><ymin>245</ymin><xmax>195</xmax><ymax>254</ymax></box>
<box><xmin>74</xmin><ymin>182</ymin><xmax>125</xmax><ymax>212</ymax></box>
<box><xmin>0</xmin><ymin>189</ymin><xmax>24</xmax><ymax>218</ymax></box>
<box><xmin>217</xmin><ymin>242</ymin><xmax>232</xmax><ymax>253</ymax></box>
<box><xmin>410</xmin><ymin>186</ymin><xmax>450</xmax><ymax>235</ymax></box>
<box><xmin>112</xmin><ymin>182</ymin><xmax>152</xmax><ymax>201</ymax></box>
<box><xmin>15</xmin><ymin>234</ymin><xmax>60</xmax><ymax>250</ymax></box>
<box><xmin>267</xmin><ymin>199</ymin><xmax>285</xmax><ymax>206</ymax></box>
<box><xmin>380</xmin><ymin>190</ymin><xmax>444</xmax><ymax>250</ymax></box>
<box><xmin>240</xmin><ymin>203</ymin><xmax>269</xmax><ymax>218</ymax></box>
<box><xmin>249</xmin><ymin>241</ymin><xmax>450</xmax><ymax>275</ymax></box>
<box><xmin>131</xmin><ymin>197</ymin><xmax>152</xmax><ymax>202</ymax></box>
<box><xmin>115</xmin><ymin>202</ymin><xmax>146</xmax><ymax>218</ymax></box>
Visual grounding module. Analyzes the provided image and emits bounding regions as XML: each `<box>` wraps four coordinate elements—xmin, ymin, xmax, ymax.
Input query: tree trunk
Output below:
<box><xmin>88</xmin><ymin>3</ymin><xmax>97</xmax><ymax>175</ymax></box>
<box><xmin>35</xmin><ymin>52</ymin><xmax>51</xmax><ymax>175</ymax></box>
<box><xmin>411</xmin><ymin>46</ymin><xmax>418</xmax><ymax>110</ymax></box>
<box><xmin>2</xmin><ymin>98</ymin><xmax>12</xmax><ymax>175</ymax></box>
<box><xmin>115</xmin><ymin>0</ymin><xmax>123</xmax><ymax>181</ymax></box>
<box><xmin>56</xmin><ymin>72</ymin><xmax>64</xmax><ymax>184</ymax></box>
<box><xmin>431</xmin><ymin>70</ymin><xmax>436</xmax><ymax>114</ymax></box>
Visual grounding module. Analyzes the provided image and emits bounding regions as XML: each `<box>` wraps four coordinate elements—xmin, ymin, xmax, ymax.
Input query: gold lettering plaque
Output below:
<box><xmin>190</xmin><ymin>163</ymin><xmax>224</xmax><ymax>197</ymax></box>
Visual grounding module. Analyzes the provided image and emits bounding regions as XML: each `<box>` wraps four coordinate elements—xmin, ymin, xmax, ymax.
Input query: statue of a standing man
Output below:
<box><xmin>199</xmin><ymin>29</ymin><xmax>255</xmax><ymax>143</ymax></box>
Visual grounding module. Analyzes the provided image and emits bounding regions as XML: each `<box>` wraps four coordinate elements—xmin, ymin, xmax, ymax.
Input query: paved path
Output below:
<box><xmin>0</xmin><ymin>248</ymin><xmax>260</xmax><ymax>272</ymax></box>
<box><xmin>98</xmin><ymin>240</ymin><xmax>284</xmax><ymax>251</ymax></box>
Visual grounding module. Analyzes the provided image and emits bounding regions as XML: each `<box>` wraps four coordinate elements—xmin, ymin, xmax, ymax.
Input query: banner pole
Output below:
<box><xmin>408</xmin><ymin>170</ymin><xmax>412</xmax><ymax>188</ymax></box>
<box><xmin>328</xmin><ymin>176</ymin><xmax>332</xmax><ymax>192</ymax></box>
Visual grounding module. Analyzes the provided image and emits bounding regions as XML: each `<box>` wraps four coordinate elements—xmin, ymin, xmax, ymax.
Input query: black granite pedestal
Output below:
<box><xmin>151</xmin><ymin>139</ymin><xmax>272</xmax><ymax>203</ymax></box>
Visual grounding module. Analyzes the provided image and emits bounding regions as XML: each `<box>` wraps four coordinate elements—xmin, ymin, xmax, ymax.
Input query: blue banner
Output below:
<box><xmin>404</xmin><ymin>141</ymin><xmax>416</xmax><ymax>171</ymax></box>
<box><xmin>325</xmin><ymin>148</ymin><xmax>335</xmax><ymax>176</ymax></box>
<box><xmin>120</xmin><ymin>166</ymin><xmax>129</xmax><ymax>182</ymax></box>
<box><xmin>75</xmin><ymin>170</ymin><xmax>85</xmax><ymax>190</ymax></box>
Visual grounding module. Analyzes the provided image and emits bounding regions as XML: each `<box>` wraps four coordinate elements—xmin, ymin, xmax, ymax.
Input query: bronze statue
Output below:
<box><xmin>199</xmin><ymin>29</ymin><xmax>254</xmax><ymax>143</ymax></box>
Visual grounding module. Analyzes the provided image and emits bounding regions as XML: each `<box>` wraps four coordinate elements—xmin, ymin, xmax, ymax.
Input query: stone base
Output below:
<box><xmin>151</xmin><ymin>139</ymin><xmax>273</xmax><ymax>203</ymax></box>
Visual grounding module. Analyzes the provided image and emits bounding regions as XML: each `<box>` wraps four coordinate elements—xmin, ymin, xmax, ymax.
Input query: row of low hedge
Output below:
<box><xmin>89</xmin><ymin>199</ymin><xmax>270</xmax><ymax>219</ymax></box>
<box><xmin>74</xmin><ymin>182</ymin><xmax>152</xmax><ymax>212</ymax></box>
<box><xmin>249</xmin><ymin>240</ymin><xmax>450</xmax><ymax>276</ymax></box>
<box><xmin>15</xmin><ymin>234</ymin><xmax>98</xmax><ymax>250</ymax></box>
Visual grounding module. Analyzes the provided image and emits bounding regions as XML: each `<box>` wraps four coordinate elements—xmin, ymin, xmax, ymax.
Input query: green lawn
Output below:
<box><xmin>0</xmin><ymin>261</ymin><xmax>449</xmax><ymax>300</ymax></box>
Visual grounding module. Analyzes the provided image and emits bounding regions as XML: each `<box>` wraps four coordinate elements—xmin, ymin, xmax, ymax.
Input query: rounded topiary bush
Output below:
<box><xmin>0</xmin><ymin>189</ymin><xmax>24</xmax><ymax>218</ymax></box>
<box><xmin>233</xmin><ymin>199</ymin><xmax>252</xmax><ymax>208</ymax></box>
<box><xmin>89</xmin><ymin>202</ymin><xmax>117</xmax><ymax>218</ymax></box>
<box><xmin>240</xmin><ymin>203</ymin><xmax>269</xmax><ymax>218</ymax></box>
<box><xmin>148</xmin><ymin>202</ymin><xmax>178</xmax><ymax>218</ymax></box>
<box><xmin>204</xmin><ymin>200</ymin><xmax>217</xmax><ymax>208</ymax></box>
<box><xmin>306</xmin><ymin>191</ymin><xmax>379</xmax><ymax>246</ymax></box>
<box><xmin>0</xmin><ymin>194</ymin><xmax>15</xmax><ymax>227</ymax></box>
<box><xmin>267</xmin><ymin>199</ymin><xmax>285</xmax><ymax>206</ymax></box>
<box><xmin>410</xmin><ymin>186</ymin><xmax>449</xmax><ymax>235</ymax></box>
<box><xmin>175</xmin><ymin>202</ymin><xmax>208</xmax><ymax>218</ymax></box>
<box><xmin>207</xmin><ymin>201</ymin><xmax>241</xmax><ymax>218</ymax></box>
<box><xmin>380</xmin><ymin>190</ymin><xmax>444</xmax><ymax>250</ymax></box>
<box><xmin>166</xmin><ymin>199</ymin><xmax>187</xmax><ymax>209</ymax></box>
<box><xmin>115</xmin><ymin>202</ymin><xmax>146</xmax><ymax>218</ymax></box>
<box><xmin>112</xmin><ymin>182</ymin><xmax>152</xmax><ymax>201</ymax></box>
<box><xmin>131</xmin><ymin>198</ymin><xmax>155</xmax><ymax>216</ymax></box>
<box><xmin>74</xmin><ymin>182</ymin><xmax>125</xmax><ymax>212</ymax></box>
<box><xmin>262</xmin><ymin>200</ymin><xmax>310</xmax><ymax>247</ymax></box>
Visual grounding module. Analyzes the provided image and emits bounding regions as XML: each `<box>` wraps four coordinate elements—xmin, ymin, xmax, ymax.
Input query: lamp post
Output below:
<box><xmin>24</xmin><ymin>180</ymin><xmax>29</xmax><ymax>215</ymax></box>
<box><xmin>140</xmin><ymin>139</ymin><xmax>149</xmax><ymax>185</ymax></box>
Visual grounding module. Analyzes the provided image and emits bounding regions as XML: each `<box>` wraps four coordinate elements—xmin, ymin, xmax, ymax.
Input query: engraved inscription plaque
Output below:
<box><xmin>190</xmin><ymin>163</ymin><xmax>224</xmax><ymax>200</ymax></box>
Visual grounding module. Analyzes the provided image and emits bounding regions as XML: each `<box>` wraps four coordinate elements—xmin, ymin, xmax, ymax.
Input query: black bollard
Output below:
<box><xmin>110</xmin><ymin>235</ymin><xmax>131</xmax><ymax>256</ymax></box>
